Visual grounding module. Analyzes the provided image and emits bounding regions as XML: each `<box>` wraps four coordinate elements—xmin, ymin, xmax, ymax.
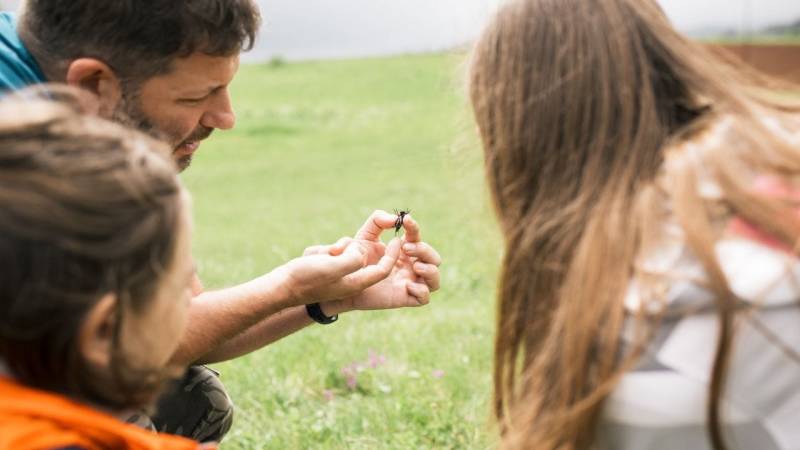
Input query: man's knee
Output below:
<box><xmin>152</xmin><ymin>365</ymin><xmax>234</xmax><ymax>443</ymax></box>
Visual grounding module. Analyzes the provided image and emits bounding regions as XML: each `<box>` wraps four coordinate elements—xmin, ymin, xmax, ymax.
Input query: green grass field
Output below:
<box><xmin>182</xmin><ymin>53</ymin><xmax>502</xmax><ymax>449</ymax></box>
<box><xmin>705</xmin><ymin>35</ymin><xmax>800</xmax><ymax>45</ymax></box>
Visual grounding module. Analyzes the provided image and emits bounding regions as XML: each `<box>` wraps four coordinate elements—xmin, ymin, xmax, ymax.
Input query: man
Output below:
<box><xmin>0</xmin><ymin>0</ymin><xmax>442</xmax><ymax>443</ymax></box>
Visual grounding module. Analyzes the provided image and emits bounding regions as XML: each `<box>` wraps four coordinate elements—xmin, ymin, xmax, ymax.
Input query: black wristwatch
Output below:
<box><xmin>306</xmin><ymin>302</ymin><xmax>338</xmax><ymax>324</ymax></box>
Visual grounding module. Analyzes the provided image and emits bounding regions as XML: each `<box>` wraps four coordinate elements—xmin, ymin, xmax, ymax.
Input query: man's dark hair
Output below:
<box><xmin>20</xmin><ymin>0</ymin><xmax>260</xmax><ymax>84</ymax></box>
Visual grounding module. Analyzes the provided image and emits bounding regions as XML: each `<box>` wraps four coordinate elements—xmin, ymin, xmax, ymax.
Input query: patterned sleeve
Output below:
<box><xmin>598</xmin><ymin>235</ymin><xmax>800</xmax><ymax>450</ymax></box>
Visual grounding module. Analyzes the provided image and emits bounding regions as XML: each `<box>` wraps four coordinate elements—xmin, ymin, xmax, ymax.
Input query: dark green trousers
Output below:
<box><xmin>125</xmin><ymin>366</ymin><xmax>234</xmax><ymax>443</ymax></box>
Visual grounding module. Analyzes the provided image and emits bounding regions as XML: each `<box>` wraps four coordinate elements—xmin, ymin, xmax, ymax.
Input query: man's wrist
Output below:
<box><xmin>271</xmin><ymin>263</ymin><xmax>313</xmax><ymax>309</ymax></box>
<box><xmin>320</xmin><ymin>298</ymin><xmax>352</xmax><ymax>316</ymax></box>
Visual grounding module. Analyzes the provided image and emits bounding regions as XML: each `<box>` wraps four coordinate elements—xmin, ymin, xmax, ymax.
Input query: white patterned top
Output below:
<box><xmin>597</xmin><ymin>162</ymin><xmax>800</xmax><ymax>448</ymax></box>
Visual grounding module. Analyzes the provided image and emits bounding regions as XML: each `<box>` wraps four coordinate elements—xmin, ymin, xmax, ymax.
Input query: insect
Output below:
<box><xmin>394</xmin><ymin>209</ymin><xmax>411</xmax><ymax>235</ymax></box>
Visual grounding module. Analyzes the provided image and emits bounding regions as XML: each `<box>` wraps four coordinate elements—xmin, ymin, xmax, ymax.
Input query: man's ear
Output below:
<box><xmin>78</xmin><ymin>293</ymin><xmax>119</xmax><ymax>370</ymax></box>
<box><xmin>65</xmin><ymin>58</ymin><xmax>122</xmax><ymax>118</ymax></box>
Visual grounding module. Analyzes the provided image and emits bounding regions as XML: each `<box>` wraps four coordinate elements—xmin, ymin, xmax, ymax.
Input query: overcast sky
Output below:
<box><xmin>1</xmin><ymin>0</ymin><xmax>798</xmax><ymax>61</ymax></box>
<box><xmin>660</xmin><ymin>0</ymin><xmax>800</xmax><ymax>31</ymax></box>
<box><xmin>249</xmin><ymin>0</ymin><xmax>800</xmax><ymax>61</ymax></box>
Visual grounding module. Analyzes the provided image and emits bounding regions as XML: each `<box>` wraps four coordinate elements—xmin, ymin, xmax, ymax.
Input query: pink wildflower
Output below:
<box><xmin>368</xmin><ymin>350</ymin><xmax>387</xmax><ymax>368</ymax></box>
<box><xmin>341</xmin><ymin>363</ymin><xmax>360</xmax><ymax>389</ymax></box>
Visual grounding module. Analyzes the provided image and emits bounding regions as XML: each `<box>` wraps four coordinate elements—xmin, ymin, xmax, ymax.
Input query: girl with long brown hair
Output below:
<box><xmin>469</xmin><ymin>0</ymin><xmax>800</xmax><ymax>448</ymax></box>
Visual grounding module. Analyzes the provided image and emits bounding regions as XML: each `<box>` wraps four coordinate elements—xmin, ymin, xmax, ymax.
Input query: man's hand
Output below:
<box><xmin>178</xmin><ymin>211</ymin><xmax>439</xmax><ymax>365</ymax></box>
<box><xmin>275</xmin><ymin>236</ymin><xmax>402</xmax><ymax>306</ymax></box>
<box><xmin>304</xmin><ymin>210</ymin><xmax>442</xmax><ymax>314</ymax></box>
<box><xmin>278</xmin><ymin>239</ymin><xmax>403</xmax><ymax>306</ymax></box>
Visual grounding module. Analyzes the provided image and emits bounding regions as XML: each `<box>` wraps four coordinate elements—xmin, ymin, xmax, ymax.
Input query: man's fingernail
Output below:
<box><xmin>403</xmin><ymin>243</ymin><xmax>416</xmax><ymax>252</ymax></box>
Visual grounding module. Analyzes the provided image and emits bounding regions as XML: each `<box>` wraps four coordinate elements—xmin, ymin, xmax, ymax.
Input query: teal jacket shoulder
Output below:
<box><xmin>0</xmin><ymin>12</ymin><xmax>46</xmax><ymax>92</ymax></box>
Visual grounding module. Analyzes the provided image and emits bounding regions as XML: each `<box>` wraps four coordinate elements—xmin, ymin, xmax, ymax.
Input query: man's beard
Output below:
<box><xmin>111</xmin><ymin>92</ymin><xmax>212</xmax><ymax>172</ymax></box>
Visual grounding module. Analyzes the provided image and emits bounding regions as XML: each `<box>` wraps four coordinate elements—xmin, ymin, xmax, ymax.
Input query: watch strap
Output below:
<box><xmin>306</xmin><ymin>302</ymin><xmax>338</xmax><ymax>324</ymax></box>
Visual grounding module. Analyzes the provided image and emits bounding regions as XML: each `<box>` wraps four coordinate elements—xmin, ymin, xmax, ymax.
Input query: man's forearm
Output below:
<box><xmin>194</xmin><ymin>305</ymin><xmax>312</xmax><ymax>364</ymax></box>
<box><xmin>195</xmin><ymin>302</ymin><xmax>350</xmax><ymax>364</ymax></box>
<box><xmin>170</xmin><ymin>269</ymin><xmax>293</xmax><ymax>367</ymax></box>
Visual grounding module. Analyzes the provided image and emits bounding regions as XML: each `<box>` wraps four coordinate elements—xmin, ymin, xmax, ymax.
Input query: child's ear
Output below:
<box><xmin>78</xmin><ymin>293</ymin><xmax>118</xmax><ymax>369</ymax></box>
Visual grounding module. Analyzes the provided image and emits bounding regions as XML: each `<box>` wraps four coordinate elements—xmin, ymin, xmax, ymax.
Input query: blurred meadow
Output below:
<box><xmin>180</xmin><ymin>39</ymin><xmax>800</xmax><ymax>450</ymax></box>
<box><xmin>182</xmin><ymin>53</ymin><xmax>502</xmax><ymax>449</ymax></box>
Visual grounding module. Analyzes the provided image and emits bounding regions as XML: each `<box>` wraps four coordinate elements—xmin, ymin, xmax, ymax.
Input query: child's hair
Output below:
<box><xmin>469</xmin><ymin>0</ymin><xmax>800</xmax><ymax>448</ymax></box>
<box><xmin>0</xmin><ymin>87</ymin><xmax>185</xmax><ymax>410</ymax></box>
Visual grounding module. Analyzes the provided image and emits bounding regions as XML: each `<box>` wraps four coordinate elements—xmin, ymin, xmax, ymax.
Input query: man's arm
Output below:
<box><xmin>169</xmin><ymin>238</ymin><xmax>403</xmax><ymax>367</ymax></box>
<box><xmin>190</xmin><ymin>211</ymin><xmax>443</xmax><ymax>365</ymax></box>
<box><xmin>193</xmin><ymin>305</ymin><xmax>312</xmax><ymax>364</ymax></box>
<box><xmin>194</xmin><ymin>302</ymin><xmax>349</xmax><ymax>364</ymax></box>
<box><xmin>169</xmin><ymin>272</ymin><xmax>288</xmax><ymax>367</ymax></box>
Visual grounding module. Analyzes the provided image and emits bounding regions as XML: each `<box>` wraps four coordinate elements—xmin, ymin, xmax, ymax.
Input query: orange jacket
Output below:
<box><xmin>0</xmin><ymin>377</ymin><xmax>213</xmax><ymax>450</ymax></box>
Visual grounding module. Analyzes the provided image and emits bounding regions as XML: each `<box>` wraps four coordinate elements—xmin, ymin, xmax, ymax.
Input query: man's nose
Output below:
<box><xmin>200</xmin><ymin>90</ymin><xmax>236</xmax><ymax>130</ymax></box>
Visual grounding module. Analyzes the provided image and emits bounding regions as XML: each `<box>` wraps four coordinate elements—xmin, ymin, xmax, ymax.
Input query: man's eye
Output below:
<box><xmin>180</xmin><ymin>97</ymin><xmax>207</xmax><ymax>104</ymax></box>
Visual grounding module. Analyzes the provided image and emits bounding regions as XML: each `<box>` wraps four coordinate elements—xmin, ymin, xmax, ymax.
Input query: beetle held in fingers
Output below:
<box><xmin>393</xmin><ymin>209</ymin><xmax>411</xmax><ymax>236</ymax></box>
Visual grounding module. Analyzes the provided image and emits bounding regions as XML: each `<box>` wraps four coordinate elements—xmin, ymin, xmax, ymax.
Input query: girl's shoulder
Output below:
<box><xmin>627</xmin><ymin>167</ymin><xmax>800</xmax><ymax>316</ymax></box>
<box><xmin>624</xmin><ymin>230</ymin><xmax>800</xmax><ymax>315</ymax></box>
<box><xmin>610</xmin><ymin>176</ymin><xmax>800</xmax><ymax>449</ymax></box>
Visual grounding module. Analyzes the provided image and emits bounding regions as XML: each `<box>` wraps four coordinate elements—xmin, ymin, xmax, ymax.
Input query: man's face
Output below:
<box><xmin>115</xmin><ymin>53</ymin><xmax>240</xmax><ymax>171</ymax></box>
